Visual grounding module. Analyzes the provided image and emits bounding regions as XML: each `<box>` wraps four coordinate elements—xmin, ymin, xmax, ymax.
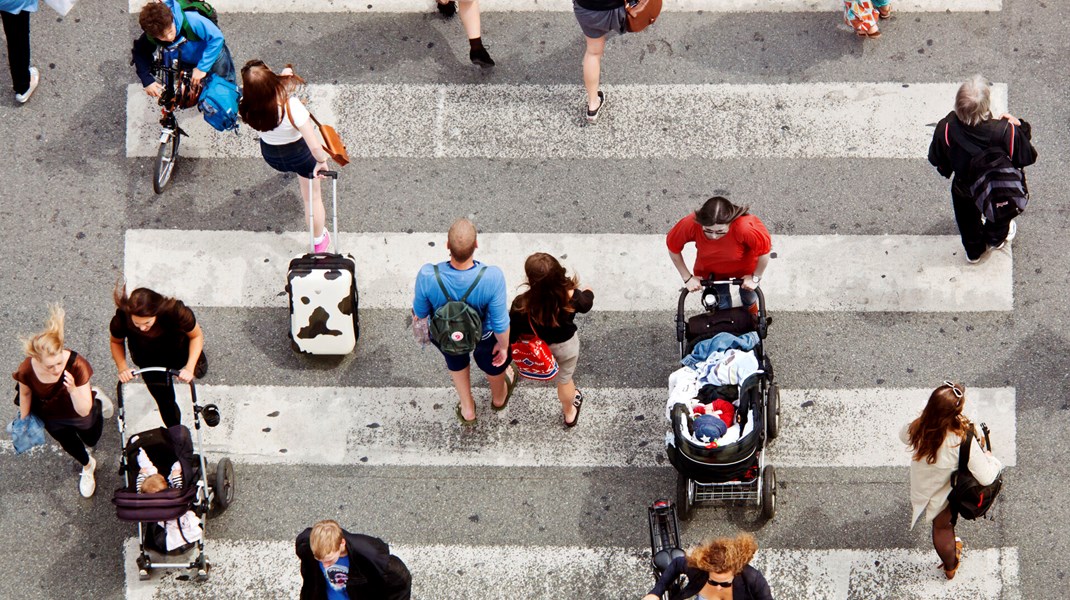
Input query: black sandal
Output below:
<box><xmin>565</xmin><ymin>390</ymin><xmax>585</xmax><ymax>428</ymax></box>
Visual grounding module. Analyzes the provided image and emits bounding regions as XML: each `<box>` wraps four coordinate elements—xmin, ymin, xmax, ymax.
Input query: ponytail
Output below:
<box><xmin>22</xmin><ymin>304</ymin><xmax>65</xmax><ymax>360</ymax></box>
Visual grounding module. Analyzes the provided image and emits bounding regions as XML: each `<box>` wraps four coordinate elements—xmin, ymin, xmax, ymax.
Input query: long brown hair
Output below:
<box><xmin>907</xmin><ymin>383</ymin><xmax>971</xmax><ymax>464</ymax></box>
<box><xmin>694</xmin><ymin>196</ymin><xmax>749</xmax><ymax>227</ymax></box>
<box><xmin>238</xmin><ymin>60</ymin><xmax>304</xmax><ymax>133</ymax></box>
<box><xmin>686</xmin><ymin>533</ymin><xmax>758</xmax><ymax>576</ymax></box>
<box><xmin>114</xmin><ymin>283</ymin><xmax>178</xmax><ymax>318</ymax></box>
<box><xmin>511</xmin><ymin>253</ymin><xmax>578</xmax><ymax>328</ymax></box>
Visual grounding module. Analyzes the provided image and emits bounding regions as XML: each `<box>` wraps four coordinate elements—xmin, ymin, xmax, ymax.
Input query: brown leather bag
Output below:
<box><xmin>309</xmin><ymin>113</ymin><xmax>350</xmax><ymax>166</ymax></box>
<box><xmin>625</xmin><ymin>0</ymin><xmax>662</xmax><ymax>33</ymax></box>
<box><xmin>285</xmin><ymin>101</ymin><xmax>350</xmax><ymax>167</ymax></box>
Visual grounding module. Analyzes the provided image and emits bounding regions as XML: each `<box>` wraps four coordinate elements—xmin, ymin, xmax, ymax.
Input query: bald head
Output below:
<box><xmin>447</xmin><ymin>219</ymin><xmax>478</xmax><ymax>262</ymax></box>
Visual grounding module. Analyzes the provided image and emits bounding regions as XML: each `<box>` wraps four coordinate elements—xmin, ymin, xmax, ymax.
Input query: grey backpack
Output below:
<box><xmin>429</xmin><ymin>265</ymin><xmax>486</xmax><ymax>355</ymax></box>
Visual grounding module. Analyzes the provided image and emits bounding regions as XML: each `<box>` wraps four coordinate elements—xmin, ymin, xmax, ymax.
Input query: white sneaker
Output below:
<box><xmin>14</xmin><ymin>67</ymin><xmax>39</xmax><ymax>104</ymax></box>
<box><xmin>995</xmin><ymin>220</ymin><xmax>1017</xmax><ymax>250</ymax></box>
<box><xmin>79</xmin><ymin>456</ymin><xmax>97</xmax><ymax>498</ymax></box>
<box><xmin>94</xmin><ymin>387</ymin><xmax>114</xmax><ymax>419</ymax></box>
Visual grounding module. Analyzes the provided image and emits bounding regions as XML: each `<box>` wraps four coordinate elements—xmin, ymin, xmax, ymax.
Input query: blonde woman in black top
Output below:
<box><xmin>509</xmin><ymin>253</ymin><xmax>594</xmax><ymax>427</ymax></box>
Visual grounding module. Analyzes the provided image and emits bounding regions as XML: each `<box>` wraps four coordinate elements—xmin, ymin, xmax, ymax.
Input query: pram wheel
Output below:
<box><xmin>136</xmin><ymin>554</ymin><xmax>151</xmax><ymax>580</ymax></box>
<box><xmin>760</xmin><ymin>466</ymin><xmax>776</xmax><ymax>520</ymax></box>
<box><xmin>675</xmin><ymin>474</ymin><xmax>694</xmax><ymax>522</ymax></box>
<box><xmin>211</xmin><ymin>457</ymin><xmax>235</xmax><ymax>513</ymax></box>
<box><xmin>766</xmin><ymin>383</ymin><xmax>780</xmax><ymax>441</ymax></box>
<box><xmin>195</xmin><ymin>558</ymin><xmax>211</xmax><ymax>582</ymax></box>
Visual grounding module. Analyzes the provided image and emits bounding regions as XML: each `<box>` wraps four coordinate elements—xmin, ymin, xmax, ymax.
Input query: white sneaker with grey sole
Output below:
<box><xmin>79</xmin><ymin>456</ymin><xmax>97</xmax><ymax>498</ymax></box>
<box><xmin>995</xmin><ymin>220</ymin><xmax>1017</xmax><ymax>250</ymax></box>
<box><xmin>14</xmin><ymin>67</ymin><xmax>39</xmax><ymax>104</ymax></box>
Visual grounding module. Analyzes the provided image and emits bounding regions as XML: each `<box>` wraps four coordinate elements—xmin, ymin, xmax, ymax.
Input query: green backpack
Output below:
<box><xmin>429</xmin><ymin>265</ymin><xmax>487</xmax><ymax>356</ymax></box>
<box><xmin>149</xmin><ymin>0</ymin><xmax>218</xmax><ymax>45</ymax></box>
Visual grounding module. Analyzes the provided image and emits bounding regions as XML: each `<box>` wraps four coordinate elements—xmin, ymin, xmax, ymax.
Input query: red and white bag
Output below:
<box><xmin>510</xmin><ymin>317</ymin><xmax>559</xmax><ymax>380</ymax></box>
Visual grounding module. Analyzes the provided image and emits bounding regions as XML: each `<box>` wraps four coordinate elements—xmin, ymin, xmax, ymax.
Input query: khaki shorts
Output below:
<box><xmin>549</xmin><ymin>335</ymin><xmax>581</xmax><ymax>385</ymax></box>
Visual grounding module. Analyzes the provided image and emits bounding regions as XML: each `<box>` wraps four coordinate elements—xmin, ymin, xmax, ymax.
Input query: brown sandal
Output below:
<box><xmin>878</xmin><ymin>6</ymin><xmax>892</xmax><ymax>18</ymax></box>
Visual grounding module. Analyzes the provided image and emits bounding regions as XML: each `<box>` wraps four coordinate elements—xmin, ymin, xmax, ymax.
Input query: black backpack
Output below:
<box><xmin>965</xmin><ymin>123</ymin><xmax>1029</xmax><ymax>223</ymax></box>
<box><xmin>947</xmin><ymin>423</ymin><xmax>1003</xmax><ymax>524</ymax></box>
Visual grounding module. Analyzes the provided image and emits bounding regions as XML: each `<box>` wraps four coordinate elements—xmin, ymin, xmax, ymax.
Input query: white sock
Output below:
<box><xmin>313</xmin><ymin>230</ymin><xmax>328</xmax><ymax>244</ymax></box>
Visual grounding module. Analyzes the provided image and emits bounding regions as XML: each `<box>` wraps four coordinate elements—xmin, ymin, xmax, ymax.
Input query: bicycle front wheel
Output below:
<box><xmin>152</xmin><ymin>131</ymin><xmax>180</xmax><ymax>194</ymax></box>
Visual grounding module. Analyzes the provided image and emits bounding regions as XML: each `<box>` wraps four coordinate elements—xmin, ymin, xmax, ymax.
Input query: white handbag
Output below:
<box><xmin>44</xmin><ymin>0</ymin><xmax>77</xmax><ymax>17</ymax></box>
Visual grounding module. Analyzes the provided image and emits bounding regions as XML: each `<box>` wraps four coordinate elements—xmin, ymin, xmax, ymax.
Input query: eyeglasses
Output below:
<box><xmin>707</xmin><ymin>578</ymin><xmax>733</xmax><ymax>588</ymax></box>
<box><xmin>943</xmin><ymin>380</ymin><xmax>963</xmax><ymax>398</ymax></box>
<box><xmin>702</xmin><ymin>227</ymin><xmax>729</xmax><ymax>236</ymax></box>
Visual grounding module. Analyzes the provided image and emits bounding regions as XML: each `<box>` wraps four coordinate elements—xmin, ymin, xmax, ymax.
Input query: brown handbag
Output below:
<box><xmin>625</xmin><ymin>0</ymin><xmax>662</xmax><ymax>33</ymax></box>
<box><xmin>285</xmin><ymin>101</ymin><xmax>350</xmax><ymax>167</ymax></box>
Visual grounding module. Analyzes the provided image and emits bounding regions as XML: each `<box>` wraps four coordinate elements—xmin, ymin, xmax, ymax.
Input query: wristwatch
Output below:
<box><xmin>751</xmin><ymin>275</ymin><xmax>762</xmax><ymax>284</ymax></box>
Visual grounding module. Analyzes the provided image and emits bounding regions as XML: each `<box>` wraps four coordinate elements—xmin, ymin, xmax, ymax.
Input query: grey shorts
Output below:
<box><xmin>549</xmin><ymin>335</ymin><xmax>581</xmax><ymax>385</ymax></box>
<box><xmin>573</xmin><ymin>2</ymin><xmax>627</xmax><ymax>39</ymax></box>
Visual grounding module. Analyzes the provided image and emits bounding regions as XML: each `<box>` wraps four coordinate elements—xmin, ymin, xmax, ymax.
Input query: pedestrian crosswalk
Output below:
<box><xmin>125</xmin><ymin>82</ymin><xmax>1010</xmax><ymax>159</ymax></box>
<box><xmin>125</xmin><ymin>230</ymin><xmax>1013</xmax><ymax>312</ymax></box>
<box><xmin>123</xmin><ymin>539</ymin><xmax>1020</xmax><ymax>599</ymax></box>
<box><xmin>109</xmin><ymin>2</ymin><xmax>1026</xmax><ymax>599</ymax></box>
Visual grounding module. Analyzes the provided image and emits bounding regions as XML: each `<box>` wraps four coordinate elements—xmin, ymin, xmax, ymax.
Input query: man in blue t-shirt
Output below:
<box><xmin>413</xmin><ymin>218</ymin><xmax>517</xmax><ymax>424</ymax></box>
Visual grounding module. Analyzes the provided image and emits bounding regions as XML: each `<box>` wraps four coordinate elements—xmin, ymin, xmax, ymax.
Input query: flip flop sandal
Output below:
<box><xmin>493</xmin><ymin>364</ymin><xmax>519</xmax><ymax>411</ymax></box>
<box><xmin>565</xmin><ymin>390</ymin><xmax>585</xmax><ymax>428</ymax></box>
<box><xmin>455</xmin><ymin>403</ymin><xmax>477</xmax><ymax>425</ymax></box>
<box><xmin>878</xmin><ymin>7</ymin><xmax>892</xmax><ymax>18</ymax></box>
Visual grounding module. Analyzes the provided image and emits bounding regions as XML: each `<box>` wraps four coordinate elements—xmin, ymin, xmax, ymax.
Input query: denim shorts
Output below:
<box><xmin>433</xmin><ymin>333</ymin><xmax>511</xmax><ymax>375</ymax></box>
<box><xmin>260</xmin><ymin>139</ymin><xmax>318</xmax><ymax>178</ymax></box>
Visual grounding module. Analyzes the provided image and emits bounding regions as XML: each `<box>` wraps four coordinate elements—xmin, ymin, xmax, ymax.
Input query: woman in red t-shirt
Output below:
<box><xmin>666</xmin><ymin>196</ymin><xmax>772</xmax><ymax>310</ymax></box>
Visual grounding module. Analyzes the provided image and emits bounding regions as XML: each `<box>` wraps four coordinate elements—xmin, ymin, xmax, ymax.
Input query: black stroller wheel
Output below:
<box><xmin>213</xmin><ymin>458</ymin><xmax>235</xmax><ymax>513</ymax></box>
<box><xmin>675</xmin><ymin>473</ymin><xmax>694</xmax><ymax>521</ymax></box>
<box><xmin>766</xmin><ymin>383</ymin><xmax>780</xmax><ymax>441</ymax></box>
<box><xmin>760</xmin><ymin>466</ymin><xmax>777</xmax><ymax>520</ymax></box>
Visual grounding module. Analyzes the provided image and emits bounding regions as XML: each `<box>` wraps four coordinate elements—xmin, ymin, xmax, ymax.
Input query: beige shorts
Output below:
<box><xmin>549</xmin><ymin>335</ymin><xmax>580</xmax><ymax>385</ymax></box>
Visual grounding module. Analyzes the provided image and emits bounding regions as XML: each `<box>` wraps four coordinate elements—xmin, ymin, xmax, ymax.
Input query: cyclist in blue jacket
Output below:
<box><xmin>130</xmin><ymin>0</ymin><xmax>235</xmax><ymax>98</ymax></box>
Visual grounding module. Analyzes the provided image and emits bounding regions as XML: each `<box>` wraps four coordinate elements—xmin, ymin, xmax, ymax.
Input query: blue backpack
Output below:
<box><xmin>199</xmin><ymin>74</ymin><xmax>240</xmax><ymax>132</ymax></box>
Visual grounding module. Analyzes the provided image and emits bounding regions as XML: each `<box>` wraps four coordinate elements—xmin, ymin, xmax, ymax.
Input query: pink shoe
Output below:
<box><xmin>313</xmin><ymin>230</ymin><xmax>331</xmax><ymax>254</ymax></box>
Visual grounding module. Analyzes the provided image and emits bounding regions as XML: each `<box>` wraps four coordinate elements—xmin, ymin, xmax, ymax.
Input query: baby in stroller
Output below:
<box><xmin>136</xmin><ymin>447</ymin><xmax>182</xmax><ymax>494</ymax></box>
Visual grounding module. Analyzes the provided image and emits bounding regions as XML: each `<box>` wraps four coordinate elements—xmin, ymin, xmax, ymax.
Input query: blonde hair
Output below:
<box><xmin>687</xmin><ymin>533</ymin><xmax>759</xmax><ymax>576</ymax></box>
<box><xmin>22</xmin><ymin>304</ymin><xmax>65</xmax><ymax>360</ymax></box>
<box><xmin>955</xmin><ymin>74</ymin><xmax>992</xmax><ymax>127</ymax></box>
<box><xmin>142</xmin><ymin>474</ymin><xmax>168</xmax><ymax>494</ymax></box>
<box><xmin>310</xmin><ymin>520</ymin><xmax>345</xmax><ymax>560</ymax></box>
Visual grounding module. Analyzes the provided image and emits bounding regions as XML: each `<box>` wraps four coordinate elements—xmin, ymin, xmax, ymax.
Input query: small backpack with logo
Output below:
<box><xmin>429</xmin><ymin>265</ymin><xmax>487</xmax><ymax>356</ymax></box>
<box><xmin>949</xmin><ymin>121</ymin><xmax>1029</xmax><ymax>223</ymax></box>
<box><xmin>198</xmin><ymin>75</ymin><xmax>240</xmax><ymax>132</ymax></box>
<box><xmin>947</xmin><ymin>423</ymin><xmax>1003</xmax><ymax>525</ymax></box>
<box><xmin>510</xmin><ymin>315</ymin><xmax>559</xmax><ymax>380</ymax></box>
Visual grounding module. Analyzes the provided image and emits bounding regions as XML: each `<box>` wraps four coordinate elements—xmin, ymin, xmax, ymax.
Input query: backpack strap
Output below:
<box><xmin>958</xmin><ymin>426</ymin><xmax>974</xmax><ymax>473</ymax></box>
<box><xmin>944</xmin><ymin>122</ymin><xmax>950</xmax><ymax>147</ymax></box>
<box><xmin>460</xmin><ymin>267</ymin><xmax>488</xmax><ymax>303</ymax></box>
<box><xmin>432</xmin><ymin>264</ymin><xmax>455</xmax><ymax>302</ymax></box>
<box><xmin>1007</xmin><ymin>122</ymin><xmax>1015</xmax><ymax>158</ymax></box>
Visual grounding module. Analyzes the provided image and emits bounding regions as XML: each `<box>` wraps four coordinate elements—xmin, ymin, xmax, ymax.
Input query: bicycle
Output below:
<box><xmin>150</xmin><ymin>44</ymin><xmax>198</xmax><ymax>194</ymax></box>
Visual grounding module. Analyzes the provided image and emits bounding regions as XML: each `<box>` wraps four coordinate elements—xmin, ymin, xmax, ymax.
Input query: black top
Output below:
<box><xmin>575</xmin><ymin>0</ymin><xmax>626</xmax><ymax>10</ymax></box>
<box><xmin>509</xmin><ymin>289</ymin><xmax>594</xmax><ymax>345</ymax></box>
<box><xmin>928</xmin><ymin>111</ymin><xmax>1037</xmax><ymax>193</ymax></box>
<box><xmin>648</xmin><ymin>557</ymin><xmax>773</xmax><ymax>600</ymax></box>
<box><xmin>296</xmin><ymin>528</ymin><xmax>412</xmax><ymax>600</ymax></box>
<box><xmin>110</xmin><ymin>302</ymin><xmax>198</xmax><ymax>368</ymax></box>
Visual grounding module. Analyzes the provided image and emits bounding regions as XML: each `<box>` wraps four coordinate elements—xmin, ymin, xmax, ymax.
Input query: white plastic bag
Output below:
<box><xmin>44</xmin><ymin>0</ymin><xmax>77</xmax><ymax>17</ymax></box>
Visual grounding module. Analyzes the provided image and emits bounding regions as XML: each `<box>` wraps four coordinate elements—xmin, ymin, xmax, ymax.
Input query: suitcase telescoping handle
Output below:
<box><xmin>308</xmin><ymin>171</ymin><xmax>340</xmax><ymax>254</ymax></box>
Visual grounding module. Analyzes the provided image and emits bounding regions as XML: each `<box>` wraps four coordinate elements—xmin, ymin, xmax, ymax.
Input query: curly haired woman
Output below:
<box><xmin>642</xmin><ymin>533</ymin><xmax>773</xmax><ymax>600</ymax></box>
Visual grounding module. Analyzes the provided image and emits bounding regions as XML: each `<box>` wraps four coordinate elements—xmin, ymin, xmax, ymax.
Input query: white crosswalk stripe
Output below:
<box><xmin>123</xmin><ymin>538</ymin><xmax>1020</xmax><ymax>599</ymax></box>
<box><xmin>127</xmin><ymin>0</ymin><xmax>1005</xmax><ymax>14</ymax></box>
<box><xmin>125</xmin><ymin>82</ymin><xmax>1009</xmax><ymax>159</ymax></box>
<box><xmin>124</xmin><ymin>230</ymin><xmax>1013</xmax><ymax>312</ymax></box>
<box><xmin>119</xmin><ymin>384</ymin><xmax>1016</xmax><ymax>467</ymax></box>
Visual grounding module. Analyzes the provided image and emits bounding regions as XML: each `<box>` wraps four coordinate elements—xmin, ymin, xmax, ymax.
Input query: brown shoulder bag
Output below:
<box><xmin>625</xmin><ymin>0</ymin><xmax>663</xmax><ymax>33</ymax></box>
<box><xmin>285</xmin><ymin>100</ymin><xmax>350</xmax><ymax>167</ymax></box>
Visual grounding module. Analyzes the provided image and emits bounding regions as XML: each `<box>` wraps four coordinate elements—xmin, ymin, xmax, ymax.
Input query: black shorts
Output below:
<box><xmin>260</xmin><ymin>139</ymin><xmax>318</xmax><ymax>178</ymax></box>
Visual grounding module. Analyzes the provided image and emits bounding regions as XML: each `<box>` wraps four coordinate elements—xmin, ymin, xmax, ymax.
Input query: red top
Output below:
<box><xmin>666</xmin><ymin>214</ymin><xmax>772</xmax><ymax>279</ymax></box>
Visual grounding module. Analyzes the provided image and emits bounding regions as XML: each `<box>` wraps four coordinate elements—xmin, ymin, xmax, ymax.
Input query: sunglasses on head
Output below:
<box><xmin>943</xmin><ymin>380</ymin><xmax>963</xmax><ymax>398</ymax></box>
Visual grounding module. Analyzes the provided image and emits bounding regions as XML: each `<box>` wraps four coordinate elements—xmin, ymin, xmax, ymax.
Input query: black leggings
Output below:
<box><xmin>951</xmin><ymin>186</ymin><xmax>1012</xmax><ymax>261</ymax></box>
<box><xmin>138</xmin><ymin>351</ymin><xmax>207</xmax><ymax>428</ymax></box>
<box><xmin>45</xmin><ymin>407</ymin><xmax>103</xmax><ymax>467</ymax></box>
<box><xmin>1</xmin><ymin>10</ymin><xmax>31</xmax><ymax>94</ymax></box>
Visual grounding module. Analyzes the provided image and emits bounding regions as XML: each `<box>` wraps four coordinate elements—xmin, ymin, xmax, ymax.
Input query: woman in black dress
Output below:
<box><xmin>109</xmin><ymin>286</ymin><xmax>206</xmax><ymax>428</ymax></box>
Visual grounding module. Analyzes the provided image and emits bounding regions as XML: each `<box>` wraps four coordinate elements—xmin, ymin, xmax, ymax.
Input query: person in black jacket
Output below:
<box><xmin>642</xmin><ymin>533</ymin><xmax>773</xmax><ymax>600</ymax></box>
<box><xmin>296</xmin><ymin>520</ymin><xmax>412</xmax><ymax>600</ymax></box>
<box><xmin>928</xmin><ymin>74</ymin><xmax>1038</xmax><ymax>264</ymax></box>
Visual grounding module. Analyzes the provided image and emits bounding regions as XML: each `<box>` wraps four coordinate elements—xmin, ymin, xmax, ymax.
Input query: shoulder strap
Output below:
<box><xmin>944</xmin><ymin>122</ymin><xmax>950</xmax><ymax>147</ymax></box>
<box><xmin>957</xmin><ymin>427</ymin><xmax>974</xmax><ymax>473</ymax></box>
<box><xmin>1007</xmin><ymin>122</ymin><xmax>1015</xmax><ymax>158</ymax></box>
<box><xmin>460</xmin><ymin>267</ymin><xmax>488</xmax><ymax>303</ymax></box>
<box><xmin>284</xmin><ymin>98</ymin><xmax>297</xmax><ymax>129</ymax></box>
<box><xmin>433</xmin><ymin>265</ymin><xmax>455</xmax><ymax>302</ymax></box>
<box><xmin>64</xmin><ymin>350</ymin><xmax>79</xmax><ymax>374</ymax></box>
<box><xmin>308</xmin><ymin>112</ymin><xmax>323</xmax><ymax>130</ymax></box>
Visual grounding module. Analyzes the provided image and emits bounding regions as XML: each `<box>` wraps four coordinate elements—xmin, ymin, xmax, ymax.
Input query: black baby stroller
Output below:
<box><xmin>666</xmin><ymin>278</ymin><xmax>779</xmax><ymax>521</ymax></box>
<box><xmin>111</xmin><ymin>368</ymin><xmax>235</xmax><ymax>581</ymax></box>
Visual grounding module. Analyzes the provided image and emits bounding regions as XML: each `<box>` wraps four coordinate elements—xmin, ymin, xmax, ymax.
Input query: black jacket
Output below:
<box><xmin>295</xmin><ymin>528</ymin><xmax>411</xmax><ymax>600</ymax></box>
<box><xmin>649</xmin><ymin>556</ymin><xmax>773</xmax><ymax>600</ymax></box>
<box><xmin>928</xmin><ymin>111</ymin><xmax>1037</xmax><ymax>194</ymax></box>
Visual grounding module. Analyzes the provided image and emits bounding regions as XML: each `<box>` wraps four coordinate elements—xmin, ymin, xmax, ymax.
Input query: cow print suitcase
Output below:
<box><xmin>286</xmin><ymin>172</ymin><xmax>359</xmax><ymax>355</ymax></box>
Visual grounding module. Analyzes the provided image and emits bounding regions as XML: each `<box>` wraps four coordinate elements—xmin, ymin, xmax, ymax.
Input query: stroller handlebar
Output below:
<box><xmin>128</xmin><ymin>367</ymin><xmax>182</xmax><ymax>377</ymax></box>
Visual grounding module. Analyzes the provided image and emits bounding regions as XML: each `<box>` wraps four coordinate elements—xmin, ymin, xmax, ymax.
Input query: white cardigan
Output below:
<box><xmin>899</xmin><ymin>423</ymin><xmax>1003</xmax><ymax>528</ymax></box>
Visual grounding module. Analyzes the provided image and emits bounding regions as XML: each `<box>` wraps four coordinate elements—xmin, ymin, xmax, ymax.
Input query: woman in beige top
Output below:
<box><xmin>900</xmin><ymin>381</ymin><xmax>1002</xmax><ymax>580</ymax></box>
